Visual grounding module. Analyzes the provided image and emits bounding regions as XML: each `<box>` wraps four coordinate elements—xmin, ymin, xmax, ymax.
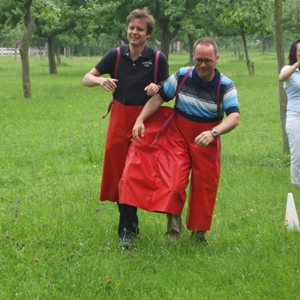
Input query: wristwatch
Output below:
<box><xmin>210</xmin><ymin>128</ymin><xmax>218</xmax><ymax>138</ymax></box>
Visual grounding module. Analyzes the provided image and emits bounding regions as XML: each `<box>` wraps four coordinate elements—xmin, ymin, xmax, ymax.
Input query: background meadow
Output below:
<box><xmin>1</xmin><ymin>49</ymin><xmax>300</xmax><ymax>299</ymax></box>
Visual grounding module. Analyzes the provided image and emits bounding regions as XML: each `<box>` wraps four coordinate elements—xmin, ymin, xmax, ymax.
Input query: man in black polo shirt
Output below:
<box><xmin>82</xmin><ymin>8</ymin><xmax>169</xmax><ymax>247</ymax></box>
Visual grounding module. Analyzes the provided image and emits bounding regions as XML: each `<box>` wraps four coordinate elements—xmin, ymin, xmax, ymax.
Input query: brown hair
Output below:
<box><xmin>288</xmin><ymin>39</ymin><xmax>300</xmax><ymax>66</ymax></box>
<box><xmin>193</xmin><ymin>38</ymin><xmax>218</xmax><ymax>56</ymax></box>
<box><xmin>126</xmin><ymin>8</ymin><xmax>155</xmax><ymax>36</ymax></box>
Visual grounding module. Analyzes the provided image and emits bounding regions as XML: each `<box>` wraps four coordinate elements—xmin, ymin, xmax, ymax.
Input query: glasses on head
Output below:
<box><xmin>193</xmin><ymin>57</ymin><xmax>216</xmax><ymax>65</ymax></box>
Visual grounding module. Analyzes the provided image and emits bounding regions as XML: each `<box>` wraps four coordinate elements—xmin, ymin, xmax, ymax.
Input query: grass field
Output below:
<box><xmin>1</xmin><ymin>49</ymin><xmax>300</xmax><ymax>299</ymax></box>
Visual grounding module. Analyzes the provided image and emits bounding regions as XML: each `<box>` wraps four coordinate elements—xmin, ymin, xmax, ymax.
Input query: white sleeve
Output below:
<box><xmin>280</xmin><ymin>65</ymin><xmax>292</xmax><ymax>88</ymax></box>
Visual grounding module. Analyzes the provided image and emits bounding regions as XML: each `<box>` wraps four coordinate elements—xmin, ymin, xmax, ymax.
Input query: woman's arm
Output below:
<box><xmin>279</xmin><ymin>61</ymin><xmax>300</xmax><ymax>82</ymax></box>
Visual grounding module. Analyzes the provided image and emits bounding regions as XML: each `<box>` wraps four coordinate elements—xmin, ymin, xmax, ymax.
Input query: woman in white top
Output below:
<box><xmin>279</xmin><ymin>39</ymin><xmax>300</xmax><ymax>189</ymax></box>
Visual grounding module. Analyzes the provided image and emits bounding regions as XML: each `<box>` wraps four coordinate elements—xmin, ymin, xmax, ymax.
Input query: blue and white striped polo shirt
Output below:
<box><xmin>159</xmin><ymin>67</ymin><xmax>239</xmax><ymax>123</ymax></box>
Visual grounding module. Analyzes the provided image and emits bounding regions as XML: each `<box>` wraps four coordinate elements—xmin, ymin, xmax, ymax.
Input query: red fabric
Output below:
<box><xmin>105</xmin><ymin>101</ymin><xmax>221</xmax><ymax>230</ymax></box>
<box><xmin>119</xmin><ymin>107</ymin><xmax>191</xmax><ymax>215</ymax></box>
<box><xmin>100</xmin><ymin>101</ymin><xmax>144</xmax><ymax>202</ymax></box>
<box><xmin>175</xmin><ymin>114</ymin><xmax>221</xmax><ymax>231</ymax></box>
<box><xmin>118</xmin><ymin>112</ymin><xmax>221</xmax><ymax>231</ymax></box>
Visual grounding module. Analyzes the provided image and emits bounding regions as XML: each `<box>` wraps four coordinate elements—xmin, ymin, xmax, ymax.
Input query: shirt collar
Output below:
<box><xmin>120</xmin><ymin>44</ymin><xmax>152</xmax><ymax>58</ymax></box>
<box><xmin>192</xmin><ymin>67</ymin><xmax>220</xmax><ymax>86</ymax></box>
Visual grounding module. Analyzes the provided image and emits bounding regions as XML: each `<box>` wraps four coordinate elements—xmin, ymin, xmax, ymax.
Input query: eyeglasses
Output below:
<box><xmin>193</xmin><ymin>57</ymin><xmax>216</xmax><ymax>64</ymax></box>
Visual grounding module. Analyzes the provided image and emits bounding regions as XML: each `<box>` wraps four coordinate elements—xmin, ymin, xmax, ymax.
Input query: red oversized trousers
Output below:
<box><xmin>175</xmin><ymin>114</ymin><xmax>221</xmax><ymax>231</ymax></box>
<box><xmin>118</xmin><ymin>109</ymin><xmax>221</xmax><ymax>231</ymax></box>
<box><xmin>119</xmin><ymin>106</ymin><xmax>191</xmax><ymax>216</ymax></box>
<box><xmin>100</xmin><ymin>101</ymin><xmax>144</xmax><ymax>202</ymax></box>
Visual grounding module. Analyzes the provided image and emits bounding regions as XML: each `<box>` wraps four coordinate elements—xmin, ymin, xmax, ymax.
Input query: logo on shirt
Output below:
<box><xmin>142</xmin><ymin>60</ymin><xmax>153</xmax><ymax>67</ymax></box>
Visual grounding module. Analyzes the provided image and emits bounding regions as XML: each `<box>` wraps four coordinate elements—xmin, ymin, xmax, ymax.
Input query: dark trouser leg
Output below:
<box><xmin>165</xmin><ymin>213</ymin><xmax>181</xmax><ymax>242</ymax></box>
<box><xmin>117</xmin><ymin>203</ymin><xmax>139</xmax><ymax>238</ymax></box>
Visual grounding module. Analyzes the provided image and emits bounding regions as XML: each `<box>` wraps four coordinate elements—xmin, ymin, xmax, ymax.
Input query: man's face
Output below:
<box><xmin>127</xmin><ymin>18</ymin><xmax>150</xmax><ymax>48</ymax></box>
<box><xmin>193</xmin><ymin>44</ymin><xmax>219</xmax><ymax>82</ymax></box>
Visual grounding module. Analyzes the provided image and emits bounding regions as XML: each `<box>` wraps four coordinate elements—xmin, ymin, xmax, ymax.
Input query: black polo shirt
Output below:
<box><xmin>95</xmin><ymin>45</ymin><xmax>169</xmax><ymax>106</ymax></box>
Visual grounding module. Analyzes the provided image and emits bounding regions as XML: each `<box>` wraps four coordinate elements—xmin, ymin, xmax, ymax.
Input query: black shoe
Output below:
<box><xmin>120</xmin><ymin>232</ymin><xmax>133</xmax><ymax>249</ymax></box>
<box><xmin>191</xmin><ymin>231</ymin><xmax>208</xmax><ymax>246</ymax></box>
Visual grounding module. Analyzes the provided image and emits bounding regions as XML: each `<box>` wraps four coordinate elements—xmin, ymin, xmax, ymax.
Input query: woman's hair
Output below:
<box><xmin>126</xmin><ymin>8</ymin><xmax>155</xmax><ymax>36</ymax></box>
<box><xmin>289</xmin><ymin>39</ymin><xmax>300</xmax><ymax>65</ymax></box>
<box><xmin>193</xmin><ymin>38</ymin><xmax>218</xmax><ymax>56</ymax></box>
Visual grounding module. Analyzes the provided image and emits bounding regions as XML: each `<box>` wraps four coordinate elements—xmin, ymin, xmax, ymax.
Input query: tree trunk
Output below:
<box><xmin>55</xmin><ymin>46</ymin><xmax>61</xmax><ymax>64</ymax></box>
<box><xmin>241</xmin><ymin>31</ymin><xmax>253</xmax><ymax>75</ymax></box>
<box><xmin>157</xmin><ymin>17</ymin><xmax>180</xmax><ymax>60</ymax></box>
<box><xmin>262</xmin><ymin>38</ymin><xmax>266</xmax><ymax>54</ymax></box>
<box><xmin>274</xmin><ymin>0</ymin><xmax>289</xmax><ymax>154</ymax></box>
<box><xmin>188</xmin><ymin>33</ymin><xmax>195</xmax><ymax>65</ymax></box>
<box><xmin>48</xmin><ymin>35</ymin><xmax>57</xmax><ymax>74</ymax></box>
<box><xmin>159</xmin><ymin>19</ymin><xmax>172</xmax><ymax>59</ymax></box>
<box><xmin>19</xmin><ymin>0</ymin><xmax>34</xmax><ymax>98</ymax></box>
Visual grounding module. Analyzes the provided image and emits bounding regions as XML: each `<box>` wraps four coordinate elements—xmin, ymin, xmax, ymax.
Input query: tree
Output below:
<box><xmin>0</xmin><ymin>0</ymin><xmax>34</xmax><ymax>98</ymax></box>
<box><xmin>20</xmin><ymin>0</ymin><xmax>34</xmax><ymax>98</ymax></box>
<box><xmin>33</xmin><ymin>0</ymin><xmax>61</xmax><ymax>74</ymax></box>
<box><xmin>182</xmin><ymin>0</ymin><xmax>232</xmax><ymax>63</ymax></box>
<box><xmin>34</xmin><ymin>0</ymin><xmax>96</xmax><ymax>74</ymax></box>
<box><xmin>274</xmin><ymin>0</ymin><xmax>289</xmax><ymax>154</ymax></box>
<box><xmin>220</xmin><ymin>0</ymin><xmax>273</xmax><ymax>75</ymax></box>
<box><xmin>280</xmin><ymin>0</ymin><xmax>300</xmax><ymax>49</ymax></box>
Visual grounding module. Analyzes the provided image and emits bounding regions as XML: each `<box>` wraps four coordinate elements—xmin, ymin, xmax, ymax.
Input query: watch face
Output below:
<box><xmin>211</xmin><ymin>129</ymin><xmax>218</xmax><ymax>137</ymax></box>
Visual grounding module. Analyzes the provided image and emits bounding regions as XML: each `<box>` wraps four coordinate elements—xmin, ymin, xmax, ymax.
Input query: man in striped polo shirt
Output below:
<box><xmin>131</xmin><ymin>37</ymin><xmax>240</xmax><ymax>245</ymax></box>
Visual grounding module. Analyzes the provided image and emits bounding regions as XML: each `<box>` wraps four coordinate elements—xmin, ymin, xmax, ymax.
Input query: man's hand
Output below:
<box><xmin>194</xmin><ymin>112</ymin><xmax>240</xmax><ymax>146</ymax></box>
<box><xmin>194</xmin><ymin>131</ymin><xmax>214</xmax><ymax>147</ymax></box>
<box><xmin>101</xmin><ymin>78</ymin><xmax>118</xmax><ymax>92</ymax></box>
<box><xmin>144</xmin><ymin>83</ymin><xmax>160</xmax><ymax>96</ymax></box>
<box><xmin>131</xmin><ymin>93</ymin><xmax>165</xmax><ymax>141</ymax></box>
<box><xmin>132</xmin><ymin>120</ymin><xmax>145</xmax><ymax>141</ymax></box>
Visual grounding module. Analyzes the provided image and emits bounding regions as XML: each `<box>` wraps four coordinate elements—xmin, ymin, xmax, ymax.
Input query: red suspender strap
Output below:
<box><xmin>216</xmin><ymin>74</ymin><xmax>223</xmax><ymax>124</ymax></box>
<box><xmin>175</xmin><ymin>67</ymin><xmax>192</xmax><ymax>104</ymax></box>
<box><xmin>151</xmin><ymin>67</ymin><xmax>193</xmax><ymax>145</ymax></box>
<box><xmin>154</xmin><ymin>51</ymin><xmax>160</xmax><ymax>84</ymax></box>
<box><xmin>216</xmin><ymin>74</ymin><xmax>223</xmax><ymax>158</ymax></box>
<box><xmin>114</xmin><ymin>47</ymin><xmax>121</xmax><ymax>78</ymax></box>
<box><xmin>102</xmin><ymin>47</ymin><xmax>121</xmax><ymax>119</ymax></box>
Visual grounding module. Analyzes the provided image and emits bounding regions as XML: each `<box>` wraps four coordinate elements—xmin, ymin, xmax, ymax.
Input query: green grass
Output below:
<box><xmin>1</xmin><ymin>50</ymin><xmax>300</xmax><ymax>299</ymax></box>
